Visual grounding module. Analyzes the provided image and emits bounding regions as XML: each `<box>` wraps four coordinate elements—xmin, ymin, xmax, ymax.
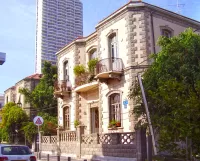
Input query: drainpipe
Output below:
<box><xmin>150</xmin><ymin>11</ymin><xmax>156</xmax><ymax>54</ymax></box>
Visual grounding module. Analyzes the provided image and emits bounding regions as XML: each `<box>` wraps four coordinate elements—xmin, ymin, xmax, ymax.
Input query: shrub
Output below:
<box><xmin>87</xmin><ymin>58</ymin><xmax>98</xmax><ymax>75</ymax></box>
<box><xmin>73</xmin><ymin>64</ymin><xmax>86</xmax><ymax>76</ymax></box>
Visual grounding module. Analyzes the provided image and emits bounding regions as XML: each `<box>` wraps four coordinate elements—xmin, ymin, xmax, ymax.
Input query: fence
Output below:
<box><xmin>40</xmin><ymin>126</ymin><xmax>146</xmax><ymax>161</ymax></box>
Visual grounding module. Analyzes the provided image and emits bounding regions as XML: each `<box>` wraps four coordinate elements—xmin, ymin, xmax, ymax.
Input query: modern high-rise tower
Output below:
<box><xmin>35</xmin><ymin>0</ymin><xmax>83</xmax><ymax>73</ymax></box>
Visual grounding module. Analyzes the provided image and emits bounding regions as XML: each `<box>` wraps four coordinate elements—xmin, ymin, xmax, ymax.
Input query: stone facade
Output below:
<box><xmin>55</xmin><ymin>0</ymin><xmax>200</xmax><ymax>135</ymax></box>
<box><xmin>53</xmin><ymin>0</ymin><xmax>200</xmax><ymax>160</ymax></box>
<box><xmin>41</xmin><ymin>127</ymin><xmax>146</xmax><ymax>161</ymax></box>
<box><xmin>4</xmin><ymin>74</ymin><xmax>42</xmax><ymax>117</ymax></box>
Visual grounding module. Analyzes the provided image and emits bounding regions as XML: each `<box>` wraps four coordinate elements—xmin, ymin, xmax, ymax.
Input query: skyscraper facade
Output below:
<box><xmin>35</xmin><ymin>0</ymin><xmax>83</xmax><ymax>73</ymax></box>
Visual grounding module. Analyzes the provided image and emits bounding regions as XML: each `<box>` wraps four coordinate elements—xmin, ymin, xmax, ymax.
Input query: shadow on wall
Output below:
<box><xmin>81</xmin><ymin>129</ymin><xmax>147</xmax><ymax>161</ymax></box>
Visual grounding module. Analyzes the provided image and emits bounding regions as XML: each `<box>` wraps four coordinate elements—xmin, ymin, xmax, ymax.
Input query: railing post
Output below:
<box><xmin>76</xmin><ymin>125</ymin><xmax>85</xmax><ymax>158</ymax></box>
<box><xmin>136</xmin><ymin>128</ymin><xmax>147</xmax><ymax>161</ymax></box>
<box><xmin>39</xmin><ymin>131</ymin><xmax>42</xmax><ymax>159</ymax></box>
<box><xmin>47</xmin><ymin>154</ymin><xmax>49</xmax><ymax>161</ymax></box>
<box><xmin>57</xmin><ymin>155</ymin><xmax>60</xmax><ymax>161</ymax></box>
<box><xmin>56</xmin><ymin>127</ymin><xmax>61</xmax><ymax>156</ymax></box>
<box><xmin>110</xmin><ymin>133</ymin><xmax>120</xmax><ymax>145</ymax></box>
<box><xmin>68</xmin><ymin>157</ymin><xmax>71</xmax><ymax>161</ymax></box>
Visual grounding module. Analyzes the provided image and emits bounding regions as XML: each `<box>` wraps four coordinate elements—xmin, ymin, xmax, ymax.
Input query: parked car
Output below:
<box><xmin>0</xmin><ymin>144</ymin><xmax>36</xmax><ymax>161</ymax></box>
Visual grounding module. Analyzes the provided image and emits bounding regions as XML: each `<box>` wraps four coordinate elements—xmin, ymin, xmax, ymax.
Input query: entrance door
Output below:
<box><xmin>91</xmin><ymin>108</ymin><xmax>99</xmax><ymax>133</ymax></box>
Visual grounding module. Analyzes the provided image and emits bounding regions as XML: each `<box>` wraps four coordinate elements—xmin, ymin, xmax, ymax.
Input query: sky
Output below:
<box><xmin>0</xmin><ymin>0</ymin><xmax>200</xmax><ymax>94</ymax></box>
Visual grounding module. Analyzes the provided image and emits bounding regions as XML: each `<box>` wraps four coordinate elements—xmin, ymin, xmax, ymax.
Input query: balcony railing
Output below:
<box><xmin>54</xmin><ymin>80</ymin><xmax>72</xmax><ymax>97</ymax></box>
<box><xmin>95</xmin><ymin>58</ymin><xmax>123</xmax><ymax>79</ymax></box>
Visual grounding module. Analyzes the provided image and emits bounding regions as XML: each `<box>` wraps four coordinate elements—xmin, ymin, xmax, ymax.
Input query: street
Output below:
<box><xmin>38</xmin><ymin>153</ymin><xmax>88</xmax><ymax>161</ymax></box>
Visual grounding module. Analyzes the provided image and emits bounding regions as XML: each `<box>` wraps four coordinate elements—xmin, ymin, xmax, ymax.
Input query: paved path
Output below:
<box><xmin>37</xmin><ymin>153</ymin><xmax>87</xmax><ymax>161</ymax></box>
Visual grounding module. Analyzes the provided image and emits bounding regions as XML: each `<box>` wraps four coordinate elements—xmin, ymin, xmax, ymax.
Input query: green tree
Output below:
<box><xmin>0</xmin><ymin>102</ymin><xmax>29</xmax><ymax>143</ymax></box>
<box><xmin>21</xmin><ymin>112</ymin><xmax>57</xmax><ymax>142</ymax></box>
<box><xmin>129</xmin><ymin>28</ymin><xmax>200</xmax><ymax>157</ymax></box>
<box><xmin>19</xmin><ymin>61</ymin><xmax>57</xmax><ymax>115</ymax></box>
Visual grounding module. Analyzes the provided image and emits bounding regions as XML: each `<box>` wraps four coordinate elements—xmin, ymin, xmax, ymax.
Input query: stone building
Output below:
<box><xmin>55</xmin><ymin>0</ymin><xmax>200</xmax><ymax>134</ymax></box>
<box><xmin>4</xmin><ymin>73</ymin><xmax>42</xmax><ymax>118</ymax></box>
<box><xmin>41</xmin><ymin>1</ymin><xmax>200</xmax><ymax>160</ymax></box>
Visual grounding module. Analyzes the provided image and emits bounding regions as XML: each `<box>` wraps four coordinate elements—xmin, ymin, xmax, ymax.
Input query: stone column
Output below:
<box><xmin>56</xmin><ymin>127</ymin><xmax>61</xmax><ymax>156</ymax></box>
<box><xmin>110</xmin><ymin>133</ymin><xmax>120</xmax><ymax>145</ymax></box>
<box><xmin>76</xmin><ymin>125</ymin><xmax>85</xmax><ymax>158</ymax></box>
<box><xmin>136</xmin><ymin>128</ymin><xmax>147</xmax><ymax>161</ymax></box>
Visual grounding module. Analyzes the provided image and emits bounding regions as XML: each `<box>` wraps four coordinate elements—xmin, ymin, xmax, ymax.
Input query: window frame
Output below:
<box><xmin>63</xmin><ymin>106</ymin><xmax>70</xmax><ymax>130</ymax></box>
<box><xmin>160</xmin><ymin>26</ymin><xmax>174</xmax><ymax>38</ymax></box>
<box><xmin>108</xmin><ymin>93</ymin><xmax>122</xmax><ymax>124</ymax></box>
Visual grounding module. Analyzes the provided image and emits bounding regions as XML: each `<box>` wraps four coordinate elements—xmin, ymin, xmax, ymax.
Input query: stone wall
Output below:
<box><xmin>41</xmin><ymin>127</ymin><xmax>146</xmax><ymax>161</ymax></box>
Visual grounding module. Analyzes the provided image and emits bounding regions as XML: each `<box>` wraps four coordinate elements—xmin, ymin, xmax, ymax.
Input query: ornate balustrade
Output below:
<box><xmin>59</xmin><ymin>131</ymin><xmax>77</xmax><ymax>142</ymax></box>
<box><xmin>95</xmin><ymin>58</ymin><xmax>123</xmax><ymax>80</ymax></box>
<box><xmin>42</xmin><ymin>136</ymin><xmax>57</xmax><ymax>144</ymax></box>
<box><xmin>96</xmin><ymin>58</ymin><xmax>123</xmax><ymax>74</ymax></box>
<box><xmin>54</xmin><ymin>80</ymin><xmax>72</xmax><ymax>98</ymax></box>
<box><xmin>82</xmin><ymin>132</ymin><xmax>135</xmax><ymax>145</ymax></box>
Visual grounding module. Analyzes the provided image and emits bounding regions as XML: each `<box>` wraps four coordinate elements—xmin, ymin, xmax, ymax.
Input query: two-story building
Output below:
<box><xmin>4</xmin><ymin>73</ymin><xmax>42</xmax><ymax>118</ymax></box>
<box><xmin>54</xmin><ymin>0</ymin><xmax>200</xmax><ymax>135</ymax></box>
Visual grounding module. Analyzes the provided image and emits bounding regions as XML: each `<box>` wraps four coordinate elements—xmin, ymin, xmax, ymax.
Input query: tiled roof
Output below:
<box><xmin>25</xmin><ymin>73</ymin><xmax>43</xmax><ymax>80</ymax></box>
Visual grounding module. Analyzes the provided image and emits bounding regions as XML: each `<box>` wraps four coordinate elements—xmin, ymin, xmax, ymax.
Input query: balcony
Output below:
<box><xmin>54</xmin><ymin>80</ymin><xmax>72</xmax><ymax>98</ymax></box>
<box><xmin>74</xmin><ymin>73</ymin><xmax>98</xmax><ymax>93</ymax></box>
<box><xmin>95</xmin><ymin>58</ymin><xmax>123</xmax><ymax>80</ymax></box>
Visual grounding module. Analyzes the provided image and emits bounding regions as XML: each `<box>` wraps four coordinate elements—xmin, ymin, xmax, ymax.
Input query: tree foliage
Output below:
<box><xmin>21</xmin><ymin>112</ymin><xmax>57</xmax><ymax>142</ymax></box>
<box><xmin>129</xmin><ymin>28</ymin><xmax>200</xmax><ymax>157</ymax></box>
<box><xmin>19</xmin><ymin>61</ymin><xmax>57</xmax><ymax>115</ymax></box>
<box><xmin>0</xmin><ymin>102</ymin><xmax>29</xmax><ymax>142</ymax></box>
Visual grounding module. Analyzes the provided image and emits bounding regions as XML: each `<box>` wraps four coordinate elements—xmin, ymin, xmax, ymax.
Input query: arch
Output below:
<box><xmin>106</xmin><ymin>89</ymin><xmax>123</xmax><ymax>97</ymax></box>
<box><xmin>106</xmin><ymin>90</ymin><xmax>123</xmax><ymax>127</ymax></box>
<box><xmin>160</xmin><ymin>26</ymin><xmax>174</xmax><ymax>38</ymax></box>
<box><xmin>86</xmin><ymin>45</ymin><xmax>97</xmax><ymax>54</ymax></box>
<box><xmin>106</xmin><ymin>29</ymin><xmax>118</xmax><ymax>58</ymax></box>
<box><xmin>62</xmin><ymin>105</ymin><xmax>71</xmax><ymax>130</ymax></box>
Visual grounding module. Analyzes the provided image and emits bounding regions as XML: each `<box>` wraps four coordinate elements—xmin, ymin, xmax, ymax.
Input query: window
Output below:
<box><xmin>160</xmin><ymin>26</ymin><xmax>174</xmax><ymax>38</ymax></box>
<box><xmin>162</xmin><ymin>29</ymin><xmax>172</xmax><ymax>38</ymax></box>
<box><xmin>63</xmin><ymin>107</ymin><xmax>70</xmax><ymax>130</ymax></box>
<box><xmin>109</xmin><ymin>93</ymin><xmax>121</xmax><ymax>123</ymax></box>
<box><xmin>109</xmin><ymin>33</ymin><xmax>118</xmax><ymax>58</ymax></box>
<box><xmin>63</xmin><ymin>61</ymin><xmax>69</xmax><ymax>81</ymax></box>
<box><xmin>89</xmin><ymin>48</ymin><xmax>97</xmax><ymax>60</ymax></box>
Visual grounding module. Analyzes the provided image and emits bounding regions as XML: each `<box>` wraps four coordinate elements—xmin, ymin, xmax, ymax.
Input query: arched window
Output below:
<box><xmin>162</xmin><ymin>29</ymin><xmax>172</xmax><ymax>38</ymax></box>
<box><xmin>89</xmin><ymin>48</ymin><xmax>97</xmax><ymax>60</ymax></box>
<box><xmin>108</xmin><ymin>33</ymin><xmax>118</xmax><ymax>58</ymax></box>
<box><xmin>160</xmin><ymin>26</ymin><xmax>174</xmax><ymax>38</ymax></box>
<box><xmin>63</xmin><ymin>61</ymin><xmax>69</xmax><ymax>81</ymax></box>
<box><xmin>109</xmin><ymin>93</ymin><xmax>121</xmax><ymax>123</ymax></box>
<box><xmin>63</xmin><ymin>106</ymin><xmax>70</xmax><ymax>130</ymax></box>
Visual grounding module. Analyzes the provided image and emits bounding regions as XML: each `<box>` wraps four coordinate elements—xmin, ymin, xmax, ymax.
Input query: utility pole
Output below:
<box><xmin>137</xmin><ymin>74</ymin><xmax>157</xmax><ymax>155</ymax></box>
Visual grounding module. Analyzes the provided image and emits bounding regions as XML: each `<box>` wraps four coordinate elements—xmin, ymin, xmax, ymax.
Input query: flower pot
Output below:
<box><xmin>116</xmin><ymin>122</ymin><xmax>121</xmax><ymax>127</ymax></box>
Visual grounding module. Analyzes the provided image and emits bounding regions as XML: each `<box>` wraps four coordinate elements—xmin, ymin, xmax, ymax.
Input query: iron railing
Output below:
<box><xmin>96</xmin><ymin>58</ymin><xmax>123</xmax><ymax>75</ymax></box>
<box><xmin>54</xmin><ymin>80</ymin><xmax>72</xmax><ymax>93</ymax></box>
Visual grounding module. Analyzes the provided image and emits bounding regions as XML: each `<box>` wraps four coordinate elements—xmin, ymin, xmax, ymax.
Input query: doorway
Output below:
<box><xmin>90</xmin><ymin>108</ymin><xmax>99</xmax><ymax>133</ymax></box>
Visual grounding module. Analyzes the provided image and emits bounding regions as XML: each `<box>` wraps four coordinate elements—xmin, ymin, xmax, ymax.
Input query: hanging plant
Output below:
<box><xmin>73</xmin><ymin>64</ymin><xmax>86</xmax><ymax>76</ymax></box>
<box><xmin>87</xmin><ymin>58</ymin><xmax>98</xmax><ymax>75</ymax></box>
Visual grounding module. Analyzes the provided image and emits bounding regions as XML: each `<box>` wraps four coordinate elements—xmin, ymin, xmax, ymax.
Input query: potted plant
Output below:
<box><xmin>116</xmin><ymin>121</ymin><xmax>121</xmax><ymax>127</ymax></box>
<box><xmin>74</xmin><ymin>120</ymin><xmax>80</xmax><ymax>128</ymax></box>
<box><xmin>108</xmin><ymin>120</ymin><xmax>121</xmax><ymax>128</ymax></box>
<box><xmin>87</xmin><ymin>58</ymin><xmax>98</xmax><ymax>76</ymax></box>
<box><xmin>108</xmin><ymin>119</ymin><xmax>117</xmax><ymax>128</ymax></box>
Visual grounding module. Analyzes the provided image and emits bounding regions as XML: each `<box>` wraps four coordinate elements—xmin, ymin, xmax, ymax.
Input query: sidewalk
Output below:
<box><xmin>37</xmin><ymin>153</ymin><xmax>87</xmax><ymax>161</ymax></box>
